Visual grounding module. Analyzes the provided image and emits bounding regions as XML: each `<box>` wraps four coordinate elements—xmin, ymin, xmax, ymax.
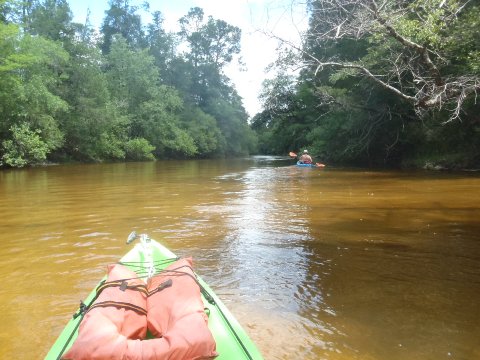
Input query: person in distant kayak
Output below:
<box><xmin>299</xmin><ymin>149</ymin><xmax>313</xmax><ymax>164</ymax></box>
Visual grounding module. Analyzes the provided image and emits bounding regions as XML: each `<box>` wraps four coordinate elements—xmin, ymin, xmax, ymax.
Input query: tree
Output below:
<box><xmin>180</xmin><ymin>105</ymin><xmax>223</xmax><ymax>156</ymax></box>
<box><xmin>0</xmin><ymin>25</ymin><xmax>69</xmax><ymax>166</ymax></box>
<box><xmin>254</xmin><ymin>57</ymin><xmax>416</xmax><ymax>165</ymax></box>
<box><xmin>146</xmin><ymin>11</ymin><xmax>177</xmax><ymax>81</ymax></box>
<box><xmin>253</xmin><ymin>0</ymin><xmax>480</xmax><ymax>168</ymax></box>
<box><xmin>105</xmin><ymin>35</ymin><xmax>196</xmax><ymax>158</ymax></box>
<box><xmin>57</xmin><ymin>40</ymin><xmax>129</xmax><ymax>161</ymax></box>
<box><xmin>176</xmin><ymin>8</ymin><xmax>255</xmax><ymax>156</ymax></box>
<box><xmin>252</xmin><ymin>73</ymin><xmax>304</xmax><ymax>154</ymax></box>
<box><xmin>0</xmin><ymin>0</ymin><xmax>35</xmax><ymax>27</ymax></box>
<box><xmin>0</xmin><ymin>21</ymin><xmax>21</xmax><ymax>136</ymax></box>
<box><xmin>178</xmin><ymin>7</ymin><xmax>242</xmax><ymax>105</ymax></box>
<box><xmin>204</xmin><ymin>96</ymin><xmax>257</xmax><ymax>156</ymax></box>
<box><xmin>179</xmin><ymin>7</ymin><xmax>241</xmax><ymax>69</ymax></box>
<box><xmin>101</xmin><ymin>0</ymin><xmax>146</xmax><ymax>54</ymax></box>
<box><xmin>29</xmin><ymin>0</ymin><xmax>74</xmax><ymax>41</ymax></box>
<box><xmin>276</xmin><ymin>0</ymin><xmax>480</xmax><ymax>122</ymax></box>
<box><xmin>0</xmin><ymin>2</ymin><xmax>258</xmax><ymax>166</ymax></box>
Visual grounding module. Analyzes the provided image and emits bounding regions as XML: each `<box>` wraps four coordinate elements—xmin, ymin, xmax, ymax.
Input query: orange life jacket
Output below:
<box><xmin>63</xmin><ymin>259</ymin><xmax>217</xmax><ymax>360</ymax></box>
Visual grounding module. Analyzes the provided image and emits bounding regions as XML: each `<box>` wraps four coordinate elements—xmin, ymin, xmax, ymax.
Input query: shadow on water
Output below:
<box><xmin>0</xmin><ymin>157</ymin><xmax>479</xmax><ymax>359</ymax></box>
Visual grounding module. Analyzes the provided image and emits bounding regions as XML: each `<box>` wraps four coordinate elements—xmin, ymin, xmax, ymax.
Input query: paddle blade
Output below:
<box><xmin>289</xmin><ymin>152</ymin><xmax>297</xmax><ymax>157</ymax></box>
<box><xmin>126</xmin><ymin>231</ymin><xmax>137</xmax><ymax>244</ymax></box>
<box><xmin>316</xmin><ymin>163</ymin><xmax>326</xmax><ymax>168</ymax></box>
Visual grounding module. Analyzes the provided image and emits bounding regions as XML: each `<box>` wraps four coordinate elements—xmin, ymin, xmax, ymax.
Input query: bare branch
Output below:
<box><xmin>317</xmin><ymin>61</ymin><xmax>417</xmax><ymax>103</ymax></box>
<box><xmin>265</xmin><ymin>0</ymin><xmax>479</xmax><ymax>122</ymax></box>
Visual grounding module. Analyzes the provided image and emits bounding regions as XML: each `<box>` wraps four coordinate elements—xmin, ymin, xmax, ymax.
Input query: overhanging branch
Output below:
<box><xmin>314</xmin><ymin>61</ymin><xmax>417</xmax><ymax>103</ymax></box>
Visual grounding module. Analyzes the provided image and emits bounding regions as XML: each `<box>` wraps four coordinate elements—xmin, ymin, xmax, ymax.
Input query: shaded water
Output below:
<box><xmin>0</xmin><ymin>157</ymin><xmax>479</xmax><ymax>359</ymax></box>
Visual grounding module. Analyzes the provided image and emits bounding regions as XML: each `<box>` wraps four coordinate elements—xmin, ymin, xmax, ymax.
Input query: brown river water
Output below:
<box><xmin>0</xmin><ymin>157</ymin><xmax>479</xmax><ymax>359</ymax></box>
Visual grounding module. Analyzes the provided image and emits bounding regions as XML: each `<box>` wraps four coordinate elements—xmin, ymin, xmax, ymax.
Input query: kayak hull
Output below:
<box><xmin>296</xmin><ymin>161</ymin><xmax>317</xmax><ymax>167</ymax></box>
<box><xmin>45</xmin><ymin>238</ymin><xmax>263</xmax><ymax>360</ymax></box>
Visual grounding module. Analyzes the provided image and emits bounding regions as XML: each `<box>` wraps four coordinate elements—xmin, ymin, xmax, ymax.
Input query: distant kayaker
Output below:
<box><xmin>298</xmin><ymin>149</ymin><xmax>313</xmax><ymax>164</ymax></box>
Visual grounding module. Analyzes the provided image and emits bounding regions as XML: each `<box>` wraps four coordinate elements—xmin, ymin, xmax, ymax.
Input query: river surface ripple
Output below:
<box><xmin>0</xmin><ymin>157</ymin><xmax>479</xmax><ymax>359</ymax></box>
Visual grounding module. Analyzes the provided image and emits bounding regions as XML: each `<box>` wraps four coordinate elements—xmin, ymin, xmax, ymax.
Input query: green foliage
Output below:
<box><xmin>181</xmin><ymin>106</ymin><xmax>222</xmax><ymax>156</ymax></box>
<box><xmin>0</xmin><ymin>24</ymin><xmax>67</xmax><ymax>166</ymax></box>
<box><xmin>204</xmin><ymin>97</ymin><xmax>255</xmax><ymax>156</ymax></box>
<box><xmin>96</xmin><ymin>132</ymin><xmax>126</xmax><ymax>160</ymax></box>
<box><xmin>101</xmin><ymin>0</ymin><xmax>146</xmax><ymax>53</ymax></box>
<box><xmin>1</xmin><ymin>123</ymin><xmax>50</xmax><ymax>167</ymax></box>
<box><xmin>0</xmin><ymin>2</ymin><xmax>256</xmax><ymax>168</ymax></box>
<box><xmin>134</xmin><ymin>97</ymin><xmax>197</xmax><ymax>158</ymax></box>
<box><xmin>442</xmin><ymin>4</ymin><xmax>480</xmax><ymax>74</ymax></box>
<box><xmin>104</xmin><ymin>36</ymin><xmax>198</xmax><ymax>158</ymax></box>
<box><xmin>252</xmin><ymin>0</ymin><xmax>480</xmax><ymax>169</ymax></box>
<box><xmin>0</xmin><ymin>22</ymin><xmax>22</xmax><ymax>135</ymax></box>
<box><xmin>179</xmin><ymin>8</ymin><xmax>241</xmax><ymax>70</ymax></box>
<box><xmin>13</xmin><ymin>34</ymin><xmax>68</xmax><ymax>146</ymax></box>
<box><xmin>105</xmin><ymin>36</ymin><xmax>162</xmax><ymax>113</ymax></box>
<box><xmin>56</xmin><ymin>36</ymin><xmax>124</xmax><ymax>161</ymax></box>
<box><xmin>29</xmin><ymin>0</ymin><xmax>74</xmax><ymax>41</ymax></box>
<box><xmin>146</xmin><ymin>11</ymin><xmax>176</xmax><ymax>79</ymax></box>
<box><xmin>328</xmin><ymin>68</ymin><xmax>359</xmax><ymax>84</ymax></box>
<box><xmin>124</xmin><ymin>138</ymin><xmax>156</xmax><ymax>161</ymax></box>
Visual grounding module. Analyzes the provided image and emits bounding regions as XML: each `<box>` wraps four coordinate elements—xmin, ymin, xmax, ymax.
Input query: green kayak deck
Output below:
<box><xmin>46</xmin><ymin>236</ymin><xmax>263</xmax><ymax>359</ymax></box>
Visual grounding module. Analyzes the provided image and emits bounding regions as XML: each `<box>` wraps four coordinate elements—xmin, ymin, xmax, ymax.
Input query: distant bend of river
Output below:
<box><xmin>0</xmin><ymin>157</ymin><xmax>479</xmax><ymax>359</ymax></box>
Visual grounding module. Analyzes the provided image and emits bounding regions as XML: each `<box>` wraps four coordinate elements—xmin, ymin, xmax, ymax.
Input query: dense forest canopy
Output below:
<box><xmin>0</xmin><ymin>0</ymin><xmax>257</xmax><ymax>167</ymax></box>
<box><xmin>1</xmin><ymin>0</ymin><xmax>479</xmax><ymax>169</ymax></box>
<box><xmin>252</xmin><ymin>0</ymin><xmax>480</xmax><ymax>168</ymax></box>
